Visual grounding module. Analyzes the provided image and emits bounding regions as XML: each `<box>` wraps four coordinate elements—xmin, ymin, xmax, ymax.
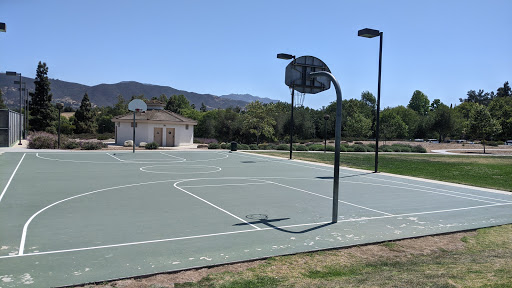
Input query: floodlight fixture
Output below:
<box><xmin>0</xmin><ymin>23</ymin><xmax>5</xmax><ymax>33</ymax></box>
<box><xmin>6</xmin><ymin>71</ymin><xmax>18</xmax><ymax>76</ymax></box>
<box><xmin>358</xmin><ymin>28</ymin><xmax>380</xmax><ymax>38</ymax></box>
<box><xmin>277</xmin><ymin>53</ymin><xmax>295</xmax><ymax>60</ymax></box>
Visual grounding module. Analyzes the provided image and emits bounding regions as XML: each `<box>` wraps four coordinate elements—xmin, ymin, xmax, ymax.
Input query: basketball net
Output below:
<box><xmin>290</xmin><ymin>87</ymin><xmax>306</xmax><ymax>107</ymax></box>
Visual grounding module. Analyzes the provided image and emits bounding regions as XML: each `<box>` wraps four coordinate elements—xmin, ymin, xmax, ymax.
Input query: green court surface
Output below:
<box><xmin>1</xmin><ymin>151</ymin><xmax>511</xmax><ymax>287</ymax></box>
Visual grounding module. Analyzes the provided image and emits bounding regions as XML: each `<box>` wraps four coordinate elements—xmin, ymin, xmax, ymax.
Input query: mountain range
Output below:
<box><xmin>0</xmin><ymin>76</ymin><xmax>279</xmax><ymax>110</ymax></box>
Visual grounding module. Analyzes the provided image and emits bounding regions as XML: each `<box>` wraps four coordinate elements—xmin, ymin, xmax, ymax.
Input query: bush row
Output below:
<box><xmin>28</xmin><ymin>132</ymin><xmax>107</xmax><ymax>150</ymax></box>
<box><xmin>207</xmin><ymin>142</ymin><xmax>426</xmax><ymax>153</ymax></box>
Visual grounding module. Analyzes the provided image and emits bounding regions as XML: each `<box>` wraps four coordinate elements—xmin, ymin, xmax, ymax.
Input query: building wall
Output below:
<box><xmin>115</xmin><ymin>121</ymin><xmax>194</xmax><ymax>147</ymax></box>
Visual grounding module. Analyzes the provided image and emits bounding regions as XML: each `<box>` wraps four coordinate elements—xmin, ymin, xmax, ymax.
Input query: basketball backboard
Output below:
<box><xmin>128</xmin><ymin>99</ymin><xmax>147</xmax><ymax>112</ymax></box>
<box><xmin>285</xmin><ymin>56</ymin><xmax>331</xmax><ymax>94</ymax></box>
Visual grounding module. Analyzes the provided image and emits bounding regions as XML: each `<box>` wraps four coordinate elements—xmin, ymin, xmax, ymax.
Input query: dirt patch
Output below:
<box><xmin>75</xmin><ymin>231</ymin><xmax>475</xmax><ymax>288</ymax></box>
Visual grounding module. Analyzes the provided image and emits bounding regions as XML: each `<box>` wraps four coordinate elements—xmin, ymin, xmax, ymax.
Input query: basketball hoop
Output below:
<box><xmin>135</xmin><ymin>108</ymin><xmax>141</xmax><ymax>113</ymax></box>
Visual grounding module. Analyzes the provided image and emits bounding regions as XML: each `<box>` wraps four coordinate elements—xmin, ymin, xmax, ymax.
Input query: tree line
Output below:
<box><xmin>23</xmin><ymin>61</ymin><xmax>512</xmax><ymax>144</ymax></box>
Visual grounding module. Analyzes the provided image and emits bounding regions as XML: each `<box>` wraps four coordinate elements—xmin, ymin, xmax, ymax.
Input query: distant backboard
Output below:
<box><xmin>128</xmin><ymin>99</ymin><xmax>147</xmax><ymax>112</ymax></box>
<box><xmin>285</xmin><ymin>56</ymin><xmax>331</xmax><ymax>94</ymax></box>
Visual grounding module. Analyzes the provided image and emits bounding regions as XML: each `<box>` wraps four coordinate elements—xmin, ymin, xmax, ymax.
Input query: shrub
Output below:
<box><xmin>366</xmin><ymin>143</ymin><xmax>376</xmax><ymax>149</ymax></box>
<box><xmin>220</xmin><ymin>143</ymin><xmax>229</xmax><ymax>149</ymax></box>
<box><xmin>412</xmin><ymin>145</ymin><xmax>427</xmax><ymax>153</ymax></box>
<box><xmin>249</xmin><ymin>144</ymin><xmax>259</xmax><ymax>150</ymax></box>
<box><xmin>62</xmin><ymin>139</ymin><xmax>80</xmax><ymax>149</ymax></box>
<box><xmin>307</xmin><ymin>144</ymin><xmax>324</xmax><ymax>151</ymax></box>
<box><xmin>486</xmin><ymin>141</ymin><xmax>500</xmax><ymax>147</ymax></box>
<box><xmin>258</xmin><ymin>143</ymin><xmax>269</xmax><ymax>150</ymax></box>
<box><xmin>380</xmin><ymin>145</ymin><xmax>393</xmax><ymax>152</ymax></box>
<box><xmin>295</xmin><ymin>145</ymin><xmax>309</xmax><ymax>151</ymax></box>
<box><xmin>353</xmin><ymin>144</ymin><xmax>367</xmax><ymax>152</ymax></box>
<box><xmin>208</xmin><ymin>143</ymin><xmax>220</xmax><ymax>149</ymax></box>
<box><xmin>145</xmin><ymin>142</ymin><xmax>159</xmax><ymax>150</ymax></box>
<box><xmin>96</xmin><ymin>133</ymin><xmax>114</xmax><ymax>140</ymax></box>
<box><xmin>339</xmin><ymin>145</ymin><xmax>347</xmax><ymax>152</ymax></box>
<box><xmin>365</xmin><ymin>145</ymin><xmax>375</xmax><ymax>152</ymax></box>
<box><xmin>238</xmin><ymin>144</ymin><xmax>250</xmax><ymax>150</ymax></box>
<box><xmin>195</xmin><ymin>138</ymin><xmax>218</xmax><ymax>144</ymax></box>
<box><xmin>28</xmin><ymin>132</ymin><xmax>57</xmax><ymax>149</ymax></box>
<box><xmin>276</xmin><ymin>144</ymin><xmax>289</xmax><ymax>150</ymax></box>
<box><xmin>80</xmin><ymin>140</ymin><xmax>107</xmax><ymax>150</ymax></box>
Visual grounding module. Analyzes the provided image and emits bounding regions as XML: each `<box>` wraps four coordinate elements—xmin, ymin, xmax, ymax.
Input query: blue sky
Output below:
<box><xmin>1</xmin><ymin>0</ymin><xmax>511</xmax><ymax>109</ymax></box>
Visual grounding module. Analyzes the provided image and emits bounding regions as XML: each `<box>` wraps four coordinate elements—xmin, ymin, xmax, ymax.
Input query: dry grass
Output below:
<box><xmin>75</xmin><ymin>225</ymin><xmax>512</xmax><ymax>288</ymax></box>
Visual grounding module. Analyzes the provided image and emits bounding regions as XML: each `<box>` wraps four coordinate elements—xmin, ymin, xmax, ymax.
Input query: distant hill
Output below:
<box><xmin>220</xmin><ymin>94</ymin><xmax>278</xmax><ymax>104</ymax></box>
<box><xmin>0</xmin><ymin>76</ymin><xmax>276</xmax><ymax>110</ymax></box>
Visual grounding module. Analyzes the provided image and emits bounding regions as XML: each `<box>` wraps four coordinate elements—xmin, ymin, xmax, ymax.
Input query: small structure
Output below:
<box><xmin>111</xmin><ymin>100</ymin><xmax>197</xmax><ymax>147</ymax></box>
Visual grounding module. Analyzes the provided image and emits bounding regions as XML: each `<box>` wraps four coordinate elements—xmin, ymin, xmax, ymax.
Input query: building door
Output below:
<box><xmin>166</xmin><ymin>128</ymin><xmax>175</xmax><ymax>147</ymax></box>
<box><xmin>153</xmin><ymin>127</ymin><xmax>163</xmax><ymax>146</ymax></box>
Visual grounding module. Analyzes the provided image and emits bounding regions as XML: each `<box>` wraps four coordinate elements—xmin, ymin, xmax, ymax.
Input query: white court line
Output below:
<box><xmin>236</xmin><ymin>152</ymin><xmax>512</xmax><ymax>203</ymax></box>
<box><xmin>159</xmin><ymin>152</ymin><xmax>187</xmax><ymax>161</ymax></box>
<box><xmin>4</xmin><ymin>202</ymin><xmax>510</xmax><ymax>260</ymax></box>
<box><xmin>18</xmin><ymin>179</ymin><xmax>179</xmax><ymax>255</ymax></box>
<box><xmin>173</xmin><ymin>180</ymin><xmax>261</xmax><ymax>230</ymax></box>
<box><xmin>261</xmin><ymin>179</ymin><xmax>394</xmax><ymax>216</ymax></box>
<box><xmin>0</xmin><ymin>153</ymin><xmax>26</xmax><ymax>204</ymax></box>
<box><xmin>106</xmin><ymin>152</ymin><xmax>125</xmax><ymax>162</ymax></box>
<box><xmin>181</xmin><ymin>182</ymin><xmax>268</xmax><ymax>188</ymax></box>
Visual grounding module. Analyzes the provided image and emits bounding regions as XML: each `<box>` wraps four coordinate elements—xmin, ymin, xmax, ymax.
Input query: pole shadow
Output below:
<box><xmin>234</xmin><ymin>215</ymin><xmax>334</xmax><ymax>234</ymax></box>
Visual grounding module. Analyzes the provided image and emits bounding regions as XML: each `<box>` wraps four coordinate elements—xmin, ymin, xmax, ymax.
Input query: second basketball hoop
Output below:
<box><xmin>285</xmin><ymin>56</ymin><xmax>331</xmax><ymax>94</ymax></box>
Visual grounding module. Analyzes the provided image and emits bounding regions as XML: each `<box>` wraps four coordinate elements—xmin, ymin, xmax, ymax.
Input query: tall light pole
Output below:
<box><xmin>324</xmin><ymin>114</ymin><xmax>330</xmax><ymax>153</ymax></box>
<box><xmin>56</xmin><ymin>103</ymin><xmax>63</xmax><ymax>149</ymax></box>
<box><xmin>358</xmin><ymin>28</ymin><xmax>383</xmax><ymax>173</ymax></box>
<box><xmin>277</xmin><ymin>53</ymin><xmax>296</xmax><ymax>159</ymax></box>
<box><xmin>6</xmin><ymin>71</ymin><xmax>23</xmax><ymax>145</ymax></box>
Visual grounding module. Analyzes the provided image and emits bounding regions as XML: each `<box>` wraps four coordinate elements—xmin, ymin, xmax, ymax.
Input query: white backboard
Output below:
<box><xmin>128</xmin><ymin>99</ymin><xmax>147</xmax><ymax>112</ymax></box>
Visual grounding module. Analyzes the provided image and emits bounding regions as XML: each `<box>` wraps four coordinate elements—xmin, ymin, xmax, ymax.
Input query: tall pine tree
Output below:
<box><xmin>74</xmin><ymin>93</ymin><xmax>97</xmax><ymax>134</ymax></box>
<box><xmin>30</xmin><ymin>61</ymin><xmax>57</xmax><ymax>131</ymax></box>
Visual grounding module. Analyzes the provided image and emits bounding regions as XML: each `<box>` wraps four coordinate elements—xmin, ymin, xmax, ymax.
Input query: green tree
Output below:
<box><xmin>0</xmin><ymin>90</ymin><xmax>6</xmax><ymax>109</ymax></box>
<box><xmin>380</xmin><ymin>108</ymin><xmax>408</xmax><ymax>141</ymax></box>
<box><xmin>53</xmin><ymin>115</ymin><xmax>75</xmax><ymax>135</ymax></box>
<box><xmin>112</xmin><ymin>95</ymin><xmax>129</xmax><ymax>116</ymax></box>
<box><xmin>242</xmin><ymin>101</ymin><xmax>276</xmax><ymax>144</ymax></box>
<box><xmin>460</xmin><ymin>90</ymin><xmax>493</xmax><ymax>106</ymax></box>
<box><xmin>407</xmin><ymin>90</ymin><xmax>430</xmax><ymax>115</ymax></box>
<box><xmin>496</xmin><ymin>81</ymin><xmax>511</xmax><ymax>98</ymax></box>
<box><xmin>30</xmin><ymin>61</ymin><xmax>57</xmax><ymax>131</ymax></box>
<box><xmin>488</xmin><ymin>97</ymin><xmax>512</xmax><ymax>140</ymax></box>
<box><xmin>428</xmin><ymin>103</ymin><xmax>454</xmax><ymax>142</ymax></box>
<box><xmin>200</xmin><ymin>102</ymin><xmax>208</xmax><ymax>112</ymax></box>
<box><xmin>165</xmin><ymin>95</ymin><xmax>191</xmax><ymax>114</ymax></box>
<box><xmin>96</xmin><ymin>115</ymin><xmax>115</xmax><ymax>134</ymax></box>
<box><xmin>74</xmin><ymin>93</ymin><xmax>97</xmax><ymax>134</ymax></box>
<box><xmin>467</xmin><ymin>105</ymin><xmax>502</xmax><ymax>153</ymax></box>
<box><xmin>345</xmin><ymin>113</ymin><xmax>372</xmax><ymax>139</ymax></box>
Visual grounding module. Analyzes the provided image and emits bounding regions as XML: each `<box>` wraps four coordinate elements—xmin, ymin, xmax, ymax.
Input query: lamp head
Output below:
<box><xmin>358</xmin><ymin>28</ymin><xmax>380</xmax><ymax>38</ymax></box>
<box><xmin>277</xmin><ymin>53</ymin><xmax>295</xmax><ymax>60</ymax></box>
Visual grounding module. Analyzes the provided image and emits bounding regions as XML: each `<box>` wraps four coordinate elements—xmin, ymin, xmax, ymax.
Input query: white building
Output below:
<box><xmin>112</xmin><ymin>101</ymin><xmax>197</xmax><ymax>147</ymax></box>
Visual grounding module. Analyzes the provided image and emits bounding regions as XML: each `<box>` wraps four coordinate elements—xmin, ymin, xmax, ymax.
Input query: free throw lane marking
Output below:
<box><xmin>0</xmin><ymin>153</ymin><xmax>26</xmax><ymax>204</ymax></box>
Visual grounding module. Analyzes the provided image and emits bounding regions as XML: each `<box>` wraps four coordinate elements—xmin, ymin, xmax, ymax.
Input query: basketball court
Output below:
<box><xmin>1</xmin><ymin>150</ymin><xmax>511</xmax><ymax>287</ymax></box>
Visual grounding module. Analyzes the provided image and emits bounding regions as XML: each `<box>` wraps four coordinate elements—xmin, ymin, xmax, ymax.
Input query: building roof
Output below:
<box><xmin>112</xmin><ymin>110</ymin><xmax>197</xmax><ymax>125</ymax></box>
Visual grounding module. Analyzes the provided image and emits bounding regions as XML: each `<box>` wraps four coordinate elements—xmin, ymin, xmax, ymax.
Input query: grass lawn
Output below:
<box><xmin>249</xmin><ymin>151</ymin><xmax>512</xmax><ymax>192</ymax></box>
<box><xmin>173</xmin><ymin>225</ymin><xmax>512</xmax><ymax>288</ymax></box>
